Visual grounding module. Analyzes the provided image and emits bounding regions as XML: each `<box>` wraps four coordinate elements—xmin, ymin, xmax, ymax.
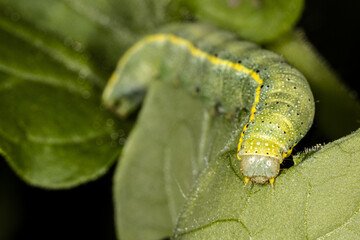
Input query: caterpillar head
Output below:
<box><xmin>239</xmin><ymin>154</ymin><xmax>281</xmax><ymax>185</ymax></box>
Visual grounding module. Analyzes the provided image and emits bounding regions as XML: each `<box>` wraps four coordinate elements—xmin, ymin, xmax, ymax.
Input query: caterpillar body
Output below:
<box><xmin>103</xmin><ymin>23</ymin><xmax>315</xmax><ymax>186</ymax></box>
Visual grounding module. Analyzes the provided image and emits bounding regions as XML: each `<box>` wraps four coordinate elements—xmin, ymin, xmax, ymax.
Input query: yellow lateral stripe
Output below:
<box><xmin>102</xmin><ymin>34</ymin><xmax>263</xmax><ymax>158</ymax></box>
<box><xmin>237</xmin><ymin>73</ymin><xmax>263</xmax><ymax>158</ymax></box>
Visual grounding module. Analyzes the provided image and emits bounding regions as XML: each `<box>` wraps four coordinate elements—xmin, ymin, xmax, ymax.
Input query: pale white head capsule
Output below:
<box><xmin>239</xmin><ymin>154</ymin><xmax>281</xmax><ymax>184</ymax></box>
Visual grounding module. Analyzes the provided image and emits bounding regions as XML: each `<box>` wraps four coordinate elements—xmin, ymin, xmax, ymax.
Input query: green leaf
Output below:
<box><xmin>0</xmin><ymin>0</ymin><xmax>139</xmax><ymax>76</ymax></box>
<box><xmin>113</xmin><ymin>83</ymin><xmax>360</xmax><ymax>239</ymax></box>
<box><xmin>96</xmin><ymin>0</ymin><xmax>304</xmax><ymax>43</ymax></box>
<box><xmin>266</xmin><ymin>30</ymin><xmax>360</xmax><ymax>140</ymax></box>
<box><xmin>0</xmin><ymin>8</ymin><xmax>127</xmax><ymax>188</ymax></box>
<box><xmin>180</xmin><ymin>0</ymin><xmax>304</xmax><ymax>43</ymax></box>
<box><xmin>113</xmin><ymin>82</ymin><xmax>245</xmax><ymax>240</ymax></box>
<box><xmin>175</xmin><ymin>128</ymin><xmax>360</xmax><ymax>239</ymax></box>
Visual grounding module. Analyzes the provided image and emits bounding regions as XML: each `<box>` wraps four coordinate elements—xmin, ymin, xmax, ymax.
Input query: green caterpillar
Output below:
<box><xmin>103</xmin><ymin>23</ymin><xmax>315</xmax><ymax>186</ymax></box>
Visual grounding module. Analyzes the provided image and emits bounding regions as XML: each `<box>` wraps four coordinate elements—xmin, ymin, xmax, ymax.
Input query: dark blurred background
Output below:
<box><xmin>1</xmin><ymin>1</ymin><xmax>359</xmax><ymax>240</ymax></box>
<box><xmin>300</xmin><ymin>0</ymin><xmax>360</xmax><ymax>92</ymax></box>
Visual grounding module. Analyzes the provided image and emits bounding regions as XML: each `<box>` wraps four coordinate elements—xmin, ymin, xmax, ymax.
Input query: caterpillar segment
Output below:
<box><xmin>103</xmin><ymin>23</ymin><xmax>315</xmax><ymax>186</ymax></box>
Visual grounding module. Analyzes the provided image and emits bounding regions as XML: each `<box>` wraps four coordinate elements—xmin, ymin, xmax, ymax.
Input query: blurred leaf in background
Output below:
<box><xmin>176</xmin><ymin>0</ymin><xmax>304</xmax><ymax>43</ymax></box>
<box><xmin>0</xmin><ymin>4</ymin><xmax>130</xmax><ymax>188</ymax></box>
<box><xmin>0</xmin><ymin>0</ymin><xmax>139</xmax><ymax>76</ymax></box>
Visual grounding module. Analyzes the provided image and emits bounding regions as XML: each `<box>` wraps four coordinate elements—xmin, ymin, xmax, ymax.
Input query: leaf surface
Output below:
<box><xmin>181</xmin><ymin>0</ymin><xmax>304</xmax><ymax>43</ymax></box>
<box><xmin>114</xmin><ymin>83</ymin><xmax>360</xmax><ymax>239</ymax></box>
<box><xmin>0</xmin><ymin>0</ymin><xmax>139</xmax><ymax>77</ymax></box>
<box><xmin>175</xmin><ymin>128</ymin><xmax>360</xmax><ymax>239</ymax></box>
<box><xmin>0</xmin><ymin>8</ymin><xmax>127</xmax><ymax>188</ymax></box>
<box><xmin>113</xmin><ymin>82</ymin><xmax>245</xmax><ymax>239</ymax></box>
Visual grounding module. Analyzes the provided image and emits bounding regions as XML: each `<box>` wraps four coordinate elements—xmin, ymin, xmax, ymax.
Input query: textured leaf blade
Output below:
<box><xmin>113</xmin><ymin>82</ymin><xmax>208</xmax><ymax>240</ymax></box>
<box><xmin>113</xmin><ymin>82</ymin><xmax>244</xmax><ymax>240</ymax></box>
<box><xmin>174</xmin><ymin>128</ymin><xmax>360</xmax><ymax>239</ymax></box>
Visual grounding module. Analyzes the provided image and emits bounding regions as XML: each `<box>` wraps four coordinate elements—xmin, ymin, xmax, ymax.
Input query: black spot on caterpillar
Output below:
<box><xmin>103</xmin><ymin>23</ymin><xmax>315</xmax><ymax>186</ymax></box>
